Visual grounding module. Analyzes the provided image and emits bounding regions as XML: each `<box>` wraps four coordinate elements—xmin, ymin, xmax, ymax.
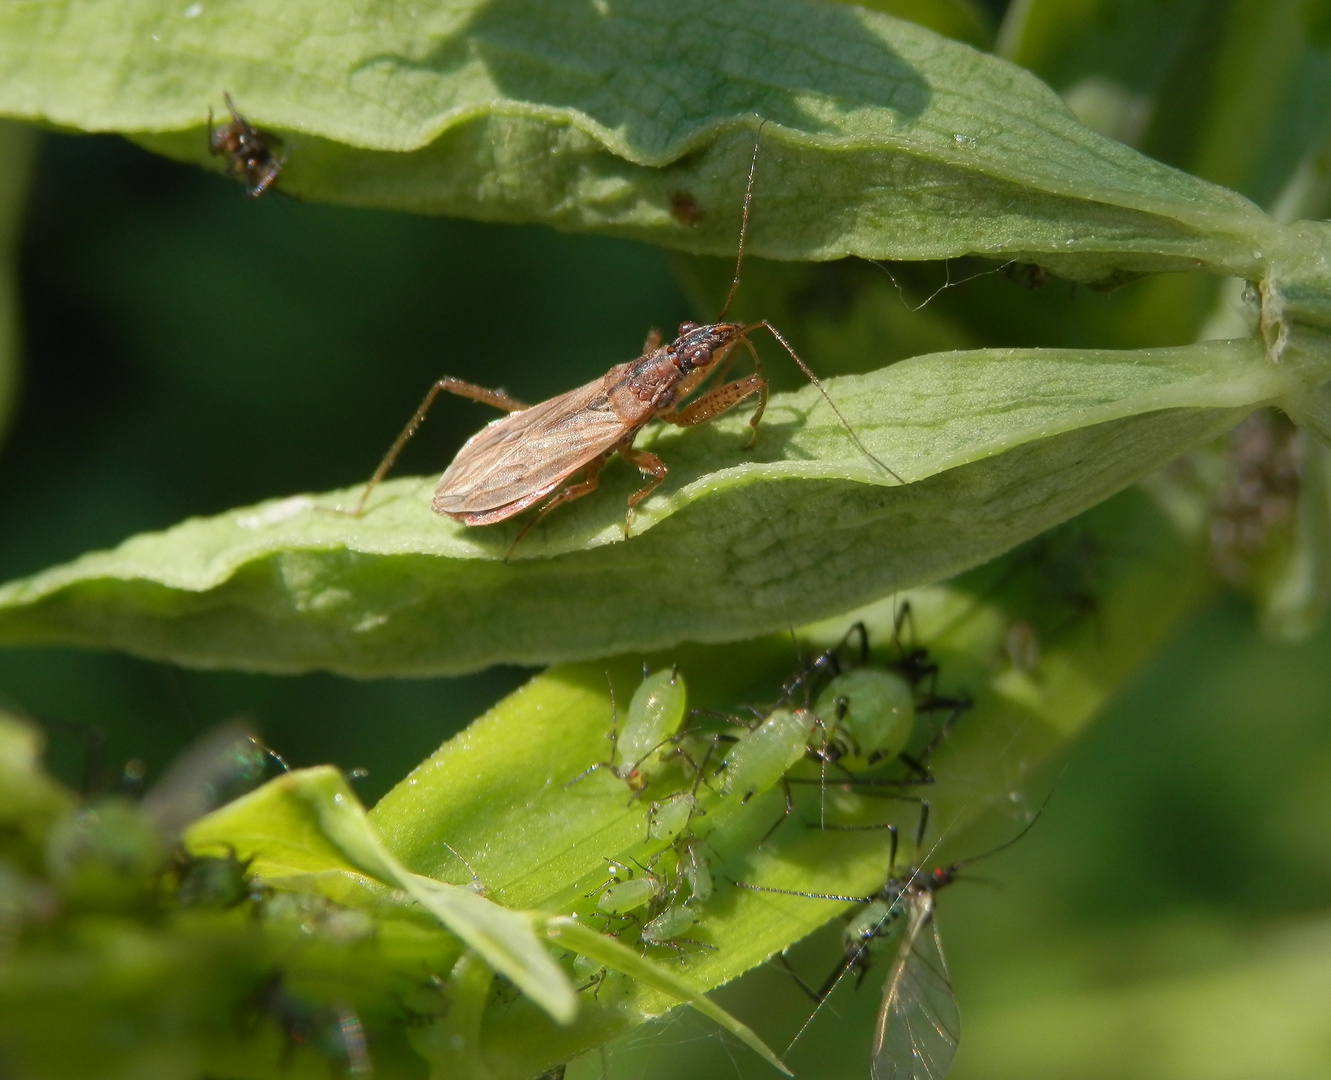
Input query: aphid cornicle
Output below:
<box><xmin>349</xmin><ymin>130</ymin><xmax>896</xmax><ymax>555</ymax></box>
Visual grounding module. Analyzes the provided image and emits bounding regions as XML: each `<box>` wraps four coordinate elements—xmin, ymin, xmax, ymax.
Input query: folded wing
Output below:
<box><xmin>433</xmin><ymin>381</ymin><xmax>628</xmax><ymax>515</ymax></box>
<box><xmin>871</xmin><ymin>891</ymin><xmax>960</xmax><ymax>1080</ymax></box>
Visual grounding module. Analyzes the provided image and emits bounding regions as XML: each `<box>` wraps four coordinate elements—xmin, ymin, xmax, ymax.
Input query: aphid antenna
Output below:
<box><xmin>440</xmin><ymin>839</ymin><xmax>485</xmax><ymax>894</ymax></box>
<box><xmin>938</xmin><ymin>786</ymin><xmax>1055</xmax><ymax>876</ymax></box>
<box><xmin>563</xmin><ymin>674</ymin><xmax>627</xmax><ymax>789</ymax></box>
<box><xmin>259</xmin><ymin>739</ymin><xmax>291</xmax><ymax>773</ymax></box>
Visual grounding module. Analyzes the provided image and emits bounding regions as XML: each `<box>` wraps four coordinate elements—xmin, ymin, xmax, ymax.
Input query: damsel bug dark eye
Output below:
<box><xmin>677</xmin><ymin>321</ymin><xmax>699</xmax><ymax>336</ymax></box>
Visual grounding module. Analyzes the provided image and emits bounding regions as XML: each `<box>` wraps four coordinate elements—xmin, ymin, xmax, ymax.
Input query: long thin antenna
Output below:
<box><xmin>719</xmin><ymin>120</ymin><xmax>769</xmax><ymax>320</ymax></box>
<box><xmin>951</xmin><ymin>787</ymin><xmax>1054</xmax><ymax>871</ymax></box>
<box><xmin>756</xmin><ymin>320</ymin><xmax>905</xmax><ymax>484</ymax></box>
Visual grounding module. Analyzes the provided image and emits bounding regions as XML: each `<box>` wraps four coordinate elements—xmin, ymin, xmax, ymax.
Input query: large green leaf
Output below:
<box><xmin>0</xmin><ymin>337</ymin><xmax>1300</xmax><ymax>675</ymax></box>
<box><xmin>0</xmin><ymin>0</ymin><xmax>1284</xmax><ymax>282</ymax></box>
<box><xmin>185</xmin><ymin>763</ymin><xmax>787</xmax><ymax>1077</ymax></box>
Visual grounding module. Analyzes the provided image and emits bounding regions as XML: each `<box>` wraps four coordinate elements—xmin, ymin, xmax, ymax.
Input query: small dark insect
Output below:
<box><xmin>1004</xmin><ymin>262</ymin><xmax>1048</xmax><ymax>289</ymax></box>
<box><xmin>669</xmin><ymin>190</ymin><xmax>704</xmax><ymax>226</ymax></box>
<box><xmin>208</xmin><ymin>91</ymin><xmax>286</xmax><ymax>197</ymax></box>
<box><xmin>348</xmin><ymin>131</ymin><xmax>898</xmax><ymax>557</ymax></box>
<box><xmin>736</xmin><ymin>801</ymin><xmax>1048</xmax><ymax>1080</ymax></box>
<box><xmin>252</xmin><ymin>971</ymin><xmax>371</xmax><ymax>1076</ymax></box>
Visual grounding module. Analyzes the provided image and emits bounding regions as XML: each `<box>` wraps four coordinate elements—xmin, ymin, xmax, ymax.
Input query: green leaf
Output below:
<box><xmin>0</xmin><ymin>0</ymin><xmax>1281</xmax><ymax>281</ymax></box>
<box><xmin>0</xmin><ymin>338</ymin><xmax>1298</xmax><ymax>675</ymax></box>
<box><xmin>541</xmin><ymin>917</ymin><xmax>791</xmax><ymax>1077</ymax></box>
<box><xmin>0</xmin><ymin>120</ymin><xmax>35</xmax><ymax>447</ymax></box>
<box><xmin>186</xmin><ymin>766</ymin><xmax>579</xmax><ymax>1026</ymax></box>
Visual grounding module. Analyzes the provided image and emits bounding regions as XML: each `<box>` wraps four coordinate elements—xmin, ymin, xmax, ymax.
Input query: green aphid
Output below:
<box><xmin>568</xmin><ymin>667</ymin><xmax>687</xmax><ymax>797</ymax></box>
<box><xmin>591</xmin><ymin>859</ymin><xmax>665</xmax><ymax>915</ymax></box>
<box><xmin>720</xmin><ymin>707</ymin><xmax>817</xmax><ymax>802</ymax></box>
<box><xmin>640</xmin><ymin>901</ymin><xmax>698</xmax><ymax>947</ymax></box>
<box><xmin>813</xmin><ymin>668</ymin><xmax>916</xmax><ymax>771</ymax></box>
<box><xmin>647</xmin><ymin>790</ymin><xmax>699</xmax><ymax>842</ymax></box>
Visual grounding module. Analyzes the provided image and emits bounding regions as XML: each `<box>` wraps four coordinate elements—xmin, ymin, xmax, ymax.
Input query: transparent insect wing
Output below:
<box><xmin>138</xmin><ymin>721</ymin><xmax>268</xmax><ymax>841</ymax></box>
<box><xmin>871</xmin><ymin>891</ymin><xmax>960</xmax><ymax>1080</ymax></box>
<box><xmin>433</xmin><ymin>378</ymin><xmax>627</xmax><ymax>517</ymax></box>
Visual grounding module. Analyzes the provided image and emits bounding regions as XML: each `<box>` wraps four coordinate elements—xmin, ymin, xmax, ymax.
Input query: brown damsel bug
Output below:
<box><xmin>348</xmin><ymin>127</ymin><xmax>899</xmax><ymax>556</ymax></box>
<box><xmin>208</xmin><ymin>91</ymin><xmax>286</xmax><ymax>198</ymax></box>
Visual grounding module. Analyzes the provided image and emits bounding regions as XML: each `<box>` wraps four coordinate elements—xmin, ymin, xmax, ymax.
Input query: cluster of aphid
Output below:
<box><xmin>543</xmin><ymin>614</ymin><xmax>1055</xmax><ymax>1080</ymax></box>
<box><xmin>563</xmin><ymin>611</ymin><xmax>970</xmax><ymax>962</ymax></box>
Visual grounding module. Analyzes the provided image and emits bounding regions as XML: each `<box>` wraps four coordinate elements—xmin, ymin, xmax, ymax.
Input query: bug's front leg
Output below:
<box><xmin>662</xmin><ymin>373</ymin><xmax>768</xmax><ymax>448</ymax></box>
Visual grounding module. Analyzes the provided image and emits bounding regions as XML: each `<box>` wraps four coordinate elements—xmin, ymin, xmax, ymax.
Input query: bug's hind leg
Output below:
<box><xmin>505</xmin><ymin>451</ymin><xmax>612</xmax><ymax>560</ymax></box>
<box><xmin>345</xmin><ymin>377</ymin><xmax>529</xmax><ymax>517</ymax></box>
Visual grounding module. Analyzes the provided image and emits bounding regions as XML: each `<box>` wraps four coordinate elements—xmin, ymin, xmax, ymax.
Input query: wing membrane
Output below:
<box><xmin>871</xmin><ymin>891</ymin><xmax>960</xmax><ymax>1080</ymax></box>
<box><xmin>433</xmin><ymin>377</ymin><xmax>629</xmax><ymax>515</ymax></box>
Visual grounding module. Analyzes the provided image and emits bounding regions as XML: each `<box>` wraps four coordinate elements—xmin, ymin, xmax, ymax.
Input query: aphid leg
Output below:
<box><xmin>842</xmin><ymin>621</ymin><xmax>871</xmax><ymax>666</ymax></box>
<box><xmin>619</xmin><ymin>444</ymin><xmax>668</xmax><ymax>537</ymax></box>
<box><xmin>249</xmin><ymin>150</ymin><xmax>288</xmax><ymax>198</ymax></box>
<box><xmin>641</xmin><ymin>329</ymin><xmax>662</xmax><ymax>352</ymax></box>
<box><xmin>757</xmin><ymin>776</ymin><xmax>795</xmax><ymax>846</ymax></box>
<box><xmin>505</xmin><ymin>451</ymin><xmax>611</xmax><ymax>559</ymax></box>
<box><xmin>775</xmin><ymin>952</ymin><xmax>823</xmax><ymax>1003</ymax></box>
<box><xmin>346</xmin><ymin>377</ymin><xmax>529</xmax><ymax>517</ymax></box>
<box><xmin>223</xmin><ymin>91</ymin><xmax>243</xmax><ymax>125</ymax></box>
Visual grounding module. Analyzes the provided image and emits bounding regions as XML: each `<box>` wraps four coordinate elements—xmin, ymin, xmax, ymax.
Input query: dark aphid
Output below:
<box><xmin>252</xmin><ymin>972</ymin><xmax>371</xmax><ymax>1076</ymax></box>
<box><xmin>669</xmin><ymin>190</ymin><xmax>704</xmax><ymax>225</ymax></box>
<box><xmin>347</xmin><ymin>130</ymin><xmax>898</xmax><ymax>557</ymax></box>
<box><xmin>209</xmin><ymin>91</ymin><xmax>286</xmax><ymax>197</ymax></box>
<box><xmin>1003</xmin><ymin>261</ymin><xmax>1048</xmax><ymax>289</ymax></box>
<box><xmin>172</xmin><ymin>845</ymin><xmax>253</xmax><ymax>909</ymax></box>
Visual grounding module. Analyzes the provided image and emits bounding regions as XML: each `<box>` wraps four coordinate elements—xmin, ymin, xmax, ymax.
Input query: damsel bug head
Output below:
<box><xmin>667</xmin><ymin>322</ymin><xmax>748</xmax><ymax>374</ymax></box>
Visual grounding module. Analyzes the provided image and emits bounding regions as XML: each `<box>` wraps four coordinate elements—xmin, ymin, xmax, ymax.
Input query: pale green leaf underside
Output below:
<box><xmin>0</xmin><ymin>338</ymin><xmax>1286</xmax><ymax>675</ymax></box>
<box><xmin>0</xmin><ymin>0</ymin><xmax>1282</xmax><ymax>280</ymax></box>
